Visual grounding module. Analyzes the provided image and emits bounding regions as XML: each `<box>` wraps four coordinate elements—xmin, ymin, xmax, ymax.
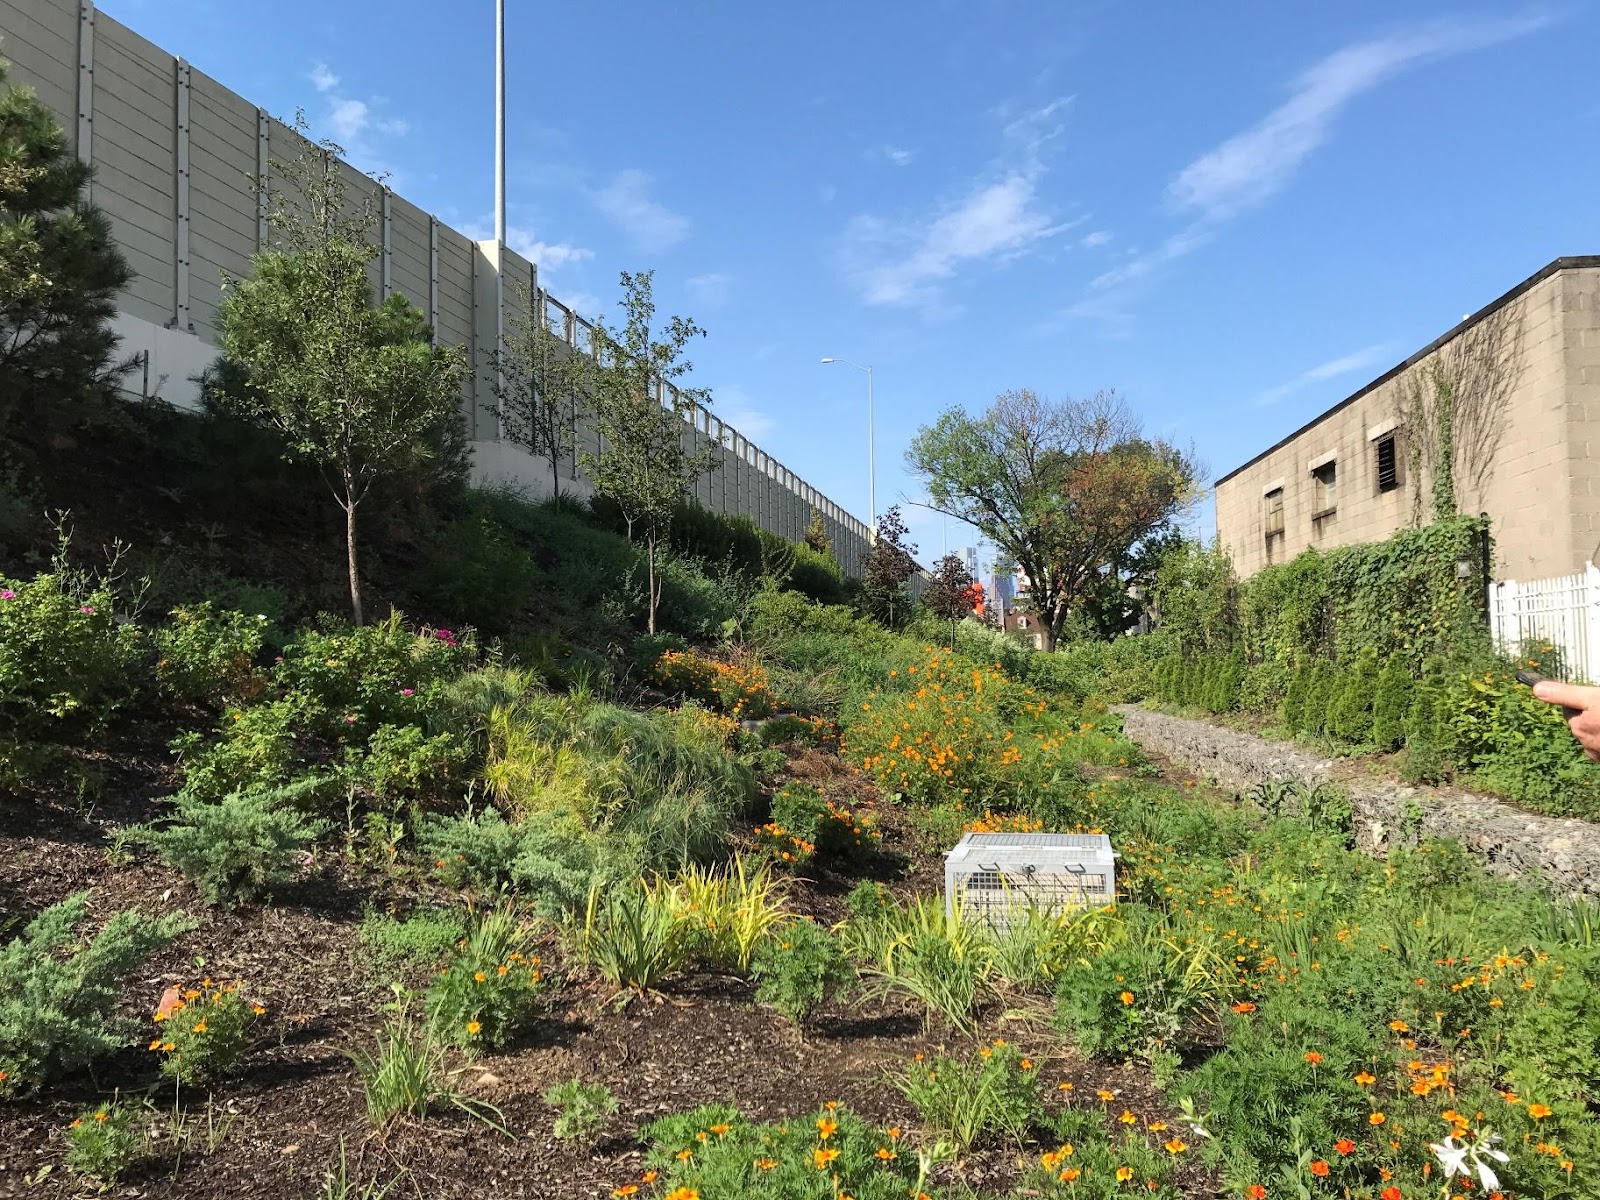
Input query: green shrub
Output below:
<box><xmin>414</xmin><ymin>507</ymin><xmax>539</xmax><ymax>635</ymax></box>
<box><xmin>0</xmin><ymin>570</ymin><xmax>145</xmax><ymax>778</ymax></box>
<box><xmin>1370</xmin><ymin>652</ymin><xmax>1411</xmax><ymax>750</ymax></box>
<box><xmin>542</xmin><ymin>1078</ymin><xmax>618</xmax><ymax>1141</ymax></box>
<box><xmin>64</xmin><ymin>1098</ymin><xmax>145</xmax><ymax>1182</ymax></box>
<box><xmin>1279</xmin><ymin>663</ymin><xmax>1309</xmax><ymax>733</ymax></box>
<box><xmin>640</xmin><ymin>1103</ymin><xmax>925</xmax><ymax>1200</ymax></box>
<box><xmin>892</xmin><ymin>1040</ymin><xmax>1042</xmax><ymax>1152</ymax></box>
<box><xmin>425</xmin><ymin>905</ymin><xmax>548</xmax><ymax>1053</ymax></box>
<box><xmin>418</xmin><ymin>808</ymin><xmax>608</xmax><ymax>919</ymax></box>
<box><xmin>850</xmin><ymin>893</ymin><xmax>994</xmax><ymax>1034</ymax></box>
<box><xmin>1053</xmin><ymin>916</ymin><xmax>1229</xmax><ymax>1063</ymax></box>
<box><xmin>1403</xmin><ymin>660</ymin><xmax>1448</xmax><ymax>784</ymax></box>
<box><xmin>352</xmin><ymin>723</ymin><xmax>469</xmax><ymax>808</ymax></box>
<box><xmin>153</xmin><ymin>603</ymin><xmax>269</xmax><ymax>708</ymax></box>
<box><xmin>359</xmin><ymin>907</ymin><xmax>467</xmax><ymax>977</ymax></box>
<box><xmin>170</xmin><ymin>696</ymin><xmax>305</xmax><ymax>805</ymax></box>
<box><xmin>749</xmin><ymin>917</ymin><xmax>853</xmax><ymax>1026</ymax></box>
<box><xmin>0</xmin><ymin>893</ymin><xmax>191</xmax><ymax>1094</ymax></box>
<box><xmin>149</xmin><ymin>978</ymin><xmax>262</xmax><ymax>1085</ymax></box>
<box><xmin>766</xmin><ymin>782</ymin><xmax>875</xmax><ymax>864</ymax></box>
<box><xmin>651</xmin><ymin>855</ymin><xmax>790</xmax><ymax>973</ymax></box>
<box><xmin>1329</xmin><ymin>646</ymin><xmax>1379</xmax><ymax>743</ymax></box>
<box><xmin>139</xmin><ymin>780</ymin><xmax>330</xmax><ymax>906</ymax></box>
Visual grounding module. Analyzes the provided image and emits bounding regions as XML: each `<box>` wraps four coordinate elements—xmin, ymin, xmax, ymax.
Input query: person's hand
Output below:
<box><xmin>1532</xmin><ymin>679</ymin><xmax>1600</xmax><ymax>761</ymax></box>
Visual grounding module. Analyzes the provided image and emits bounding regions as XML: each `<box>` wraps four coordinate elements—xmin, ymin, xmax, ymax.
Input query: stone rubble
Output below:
<box><xmin>1118</xmin><ymin>705</ymin><xmax>1600</xmax><ymax>898</ymax></box>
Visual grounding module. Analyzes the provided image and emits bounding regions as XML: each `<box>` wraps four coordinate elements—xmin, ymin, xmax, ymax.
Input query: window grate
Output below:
<box><xmin>1376</xmin><ymin>435</ymin><xmax>1398</xmax><ymax>491</ymax></box>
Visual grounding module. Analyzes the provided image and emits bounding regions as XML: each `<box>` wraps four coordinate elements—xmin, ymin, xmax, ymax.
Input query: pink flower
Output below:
<box><xmin>433</xmin><ymin>629</ymin><xmax>457</xmax><ymax>645</ymax></box>
<box><xmin>0</xmin><ymin>589</ymin><xmax>14</xmax><ymax>600</ymax></box>
<box><xmin>400</xmin><ymin>688</ymin><xmax>415</xmax><ymax>697</ymax></box>
<box><xmin>79</xmin><ymin>605</ymin><xmax>96</xmax><ymax>615</ymax></box>
<box><xmin>343</xmin><ymin>714</ymin><xmax>357</xmax><ymax>724</ymax></box>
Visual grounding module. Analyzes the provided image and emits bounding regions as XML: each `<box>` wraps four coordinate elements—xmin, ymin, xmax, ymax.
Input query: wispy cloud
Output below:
<box><xmin>1067</xmin><ymin>14</ymin><xmax>1553</xmax><ymax>327</ymax></box>
<box><xmin>305</xmin><ymin>61</ymin><xmax>408</xmax><ymax>177</ymax></box>
<box><xmin>510</xmin><ymin>233</ymin><xmax>592</xmax><ymax>273</ymax></box>
<box><xmin>686</xmin><ymin>272</ymin><xmax>733</xmax><ymax>307</ymax></box>
<box><xmin>1170</xmin><ymin>14</ymin><xmax>1551</xmax><ymax>222</ymax></box>
<box><xmin>593</xmin><ymin>169</ymin><xmax>690</xmax><ymax>253</ymax></box>
<box><xmin>840</xmin><ymin>98</ymin><xmax>1075</xmax><ymax>311</ymax></box>
<box><xmin>870</xmin><ymin>145</ymin><xmax>917</xmax><ymax>167</ymax></box>
<box><xmin>1253</xmin><ymin>343</ymin><xmax>1397</xmax><ymax>406</ymax></box>
<box><xmin>713</xmin><ymin>385</ymin><xmax>776</xmax><ymax>440</ymax></box>
<box><xmin>1080</xmin><ymin>229</ymin><xmax>1111</xmax><ymax>249</ymax></box>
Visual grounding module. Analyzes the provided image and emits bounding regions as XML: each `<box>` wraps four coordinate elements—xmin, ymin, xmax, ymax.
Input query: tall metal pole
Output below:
<box><xmin>494</xmin><ymin>0</ymin><xmax>506</xmax><ymax>247</ymax></box>
<box><xmin>867</xmin><ymin>365</ymin><xmax>876</xmax><ymax>538</ymax></box>
<box><xmin>493</xmin><ymin>0</ymin><xmax>506</xmax><ymax>438</ymax></box>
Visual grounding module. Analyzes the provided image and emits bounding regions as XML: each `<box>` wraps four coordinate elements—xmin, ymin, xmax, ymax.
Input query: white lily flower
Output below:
<box><xmin>1430</xmin><ymin>1131</ymin><xmax>1510</xmax><ymax>1192</ymax></box>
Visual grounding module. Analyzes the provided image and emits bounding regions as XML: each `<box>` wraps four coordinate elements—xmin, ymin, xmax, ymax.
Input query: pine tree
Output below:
<box><xmin>0</xmin><ymin>55</ymin><xmax>132</xmax><ymax>438</ymax></box>
<box><xmin>1371</xmin><ymin>653</ymin><xmax>1411</xmax><ymax>750</ymax></box>
<box><xmin>1307</xmin><ymin>662</ymin><xmax>1340</xmax><ymax>737</ymax></box>
<box><xmin>1330</xmin><ymin>646</ymin><xmax>1380</xmax><ymax>743</ymax></box>
<box><xmin>803</xmin><ymin>508</ymin><xmax>832</xmax><ymax>557</ymax></box>
<box><xmin>1281</xmin><ymin>663</ymin><xmax>1309</xmax><ymax>733</ymax></box>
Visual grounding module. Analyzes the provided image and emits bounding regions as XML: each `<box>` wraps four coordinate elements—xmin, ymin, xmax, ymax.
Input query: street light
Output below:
<box><xmin>820</xmin><ymin>357</ymin><xmax>875</xmax><ymax>536</ymax></box>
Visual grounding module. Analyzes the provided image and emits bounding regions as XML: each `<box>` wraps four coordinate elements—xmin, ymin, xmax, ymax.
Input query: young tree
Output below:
<box><xmin>0</xmin><ymin>54</ymin><xmax>131</xmax><ymax>439</ymax></box>
<box><xmin>803</xmin><ymin>508</ymin><xmax>833</xmax><ymax>557</ymax></box>
<box><xmin>908</xmin><ymin>389</ymin><xmax>1201</xmax><ymax>651</ymax></box>
<box><xmin>859</xmin><ymin>504</ymin><xmax>918</xmax><ymax>629</ymax></box>
<box><xmin>491</xmin><ymin>282</ymin><xmax>589</xmax><ymax>504</ymax></box>
<box><xmin>212</xmin><ymin>120</ymin><xmax>468</xmax><ymax>624</ymax></box>
<box><xmin>923</xmin><ymin>553</ymin><xmax>975</xmax><ymax>622</ymax></box>
<box><xmin>581</xmin><ymin>270</ymin><xmax>717</xmax><ymax>635</ymax></box>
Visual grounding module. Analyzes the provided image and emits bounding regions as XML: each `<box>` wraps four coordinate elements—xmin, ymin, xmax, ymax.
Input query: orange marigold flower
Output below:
<box><xmin>1381</xmin><ymin>1189</ymin><xmax>1401</xmax><ymax>1200</ymax></box>
<box><xmin>1529</xmin><ymin>1103</ymin><xmax>1553</xmax><ymax>1119</ymax></box>
<box><xmin>1232</xmin><ymin>1001</ymin><xmax>1258</xmax><ymax>1014</ymax></box>
<box><xmin>816</xmin><ymin>1117</ymin><xmax>838</xmax><ymax>1140</ymax></box>
<box><xmin>1163</xmin><ymin>1137</ymin><xmax>1187</xmax><ymax>1155</ymax></box>
<box><xmin>875</xmin><ymin>1147</ymin><xmax>897</xmax><ymax>1160</ymax></box>
<box><xmin>641</xmin><ymin>1171</ymin><xmax>658</xmax><ymax>1183</ymax></box>
<box><xmin>1354</xmin><ymin>1071</ymin><xmax>1376</xmax><ymax>1086</ymax></box>
<box><xmin>1304</xmin><ymin>1051</ymin><xmax>1323</xmax><ymax>1065</ymax></box>
<box><xmin>1120</xmin><ymin>990</ymin><xmax>1135</xmax><ymax>1005</ymax></box>
<box><xmin>466</xmin><ymin>1020</ymin><xmax>481</xmax><ymax>1036</ymax></box>
<box><xmin>1059</xmin><ymin>1168</ymin><xmax>1081</xmax><ymax>1182</ymax></box>
<box><xmin>812</xmin><ymin>1147</ymin><xmax>839</xmax><ymax>1170</ymax></box>
<box><xmin>1370</xmin><ymin>1112</ymin><xmax>1386</xmax><ymax>1126</ymax></box>
<box><xmin>612</xmin><ymin>1187</ymin><xmax>639</xmax><ymax>1197</ymax></box>
<box><xmin>754</xmin><ymin>1158</ymin><xmax>777</xmax><ymax>1171</ymax></box>
<box><xmin>1117</xmin><ymin>1167</ymin><xmax>1135</xmax><ymax>1182</ymax></box>
<box><xmin>1334</xmin><ymin>1138</ymin><xmax>1356</xmax><ymax>1156</ymax></box>
<box><xmin>1247</xmin><ymin>1188</ymin><xmax>1267</xmax><ymax>1200</ymax></box>
<box><xmin>1119</xmin><ymin>1110</ymin><xmax>1137</xmax><ymax>1125</ymax></box>
<box><xmin>664</xmin><ymin>1190</ymin><xmax>699</xmax><ymax>1200</ymax></box>
<box><xmin>1388</xmin><ymin>1019</ymin><xmax>1409</xmax><ymax>1032</ymax></box>
<box><xmin>1309</xmin><ymin>1160</ymin><xmax>1330</xmax><ymax>1177</ymax></box>
<box><xmin>675</xmin><ymin>1149</ymin><xmax>693</xmax><ymax>1162</ymax></box>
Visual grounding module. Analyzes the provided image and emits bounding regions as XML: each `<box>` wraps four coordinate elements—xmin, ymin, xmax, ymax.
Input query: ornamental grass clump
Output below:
<box><xmin>580</xmin><ymin>882</ymin><xmax>691</xmax><ymax>993</ymax></box>
<box><xmin>650</xmin><ymin>853</ymin><xmax>789</xmax><ymax>972</ymax></box>
<box><xmin>346</xmin><ymin>996</ymin><xmax>506</xmax><ymax>1131</ymax></box>
<box><xmin>149</xmin><ymin>978</ymin><xmax>264</xmax><ymax>1085</ymax></box>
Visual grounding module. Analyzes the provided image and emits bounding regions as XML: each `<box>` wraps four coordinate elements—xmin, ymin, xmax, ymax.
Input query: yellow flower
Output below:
<box><xmin>1116</xmin><ymin>1166</ymin><xmax>1134</xmax><ymax>1182</ymax></box>
<box><xmin>191</xmin><ymin>1019</ymin><xmax>208</xmax><ymax>1034</ymax></box>
<box><xmin>755</xmin><ymin>1158</ymin><xmax>777</xmax><ymax>1171</ymax></box>
<box><xmin>612</xmin><ymin>1188</ymin><xmax>639</xmax><ymax>1197</ymax></box>
<box><xmin>474</xmin><ymin>971</ymin><xmax>487</xmax><ymax>983</ymax></box>
<box><xmin>876</xmin><ymin>1147</ymin><xmax>898</xmax><ymax>1160</ymax></box>
<box><xmin>1164</xmin><ymin>1138</ymin><xmax>1188</xmax><ymax>1154</ymax></box>
<box><xmin>466</xmin><ymin>1020</ymin><xmax>481</xmax><ymax>1036</ymax></box>
<box><xmin>812</xmin><ymin>1147</ymin><xmax>840</xmax><ymax>1170</ymax></box>
<box><xmin>1119</xmin><ymin>1110</ymin><xmax>1137</xmax><ymax>1125</ymax></box>
<box><xmin>816</xmin><ymin>1117</ymin><xmax>838</xmax><ymax>1140</ymax></box>
<box><xmin>1529</xmin><ymin>1103</ymin><xmax>1553</xmax><ymax>1119</ymax></box>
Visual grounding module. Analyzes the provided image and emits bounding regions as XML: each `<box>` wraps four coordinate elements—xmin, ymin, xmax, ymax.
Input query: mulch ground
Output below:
<box><xmin>0</xmin><ymin>735</ymin><xmax>1218</xmax><ymax>1200</ymax></box>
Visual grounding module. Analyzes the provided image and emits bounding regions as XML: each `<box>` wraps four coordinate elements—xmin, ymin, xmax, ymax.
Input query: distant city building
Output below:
<box><xmin>990</xmin><ymin>570</ymin><xmax>1016</xmax><ymax>606</ymax></box>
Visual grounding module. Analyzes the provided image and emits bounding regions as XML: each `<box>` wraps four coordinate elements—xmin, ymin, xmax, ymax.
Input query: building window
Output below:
<box><xmin>1375</xmin><ymin>433</ymin><xmax>1399</xmax><ymax>492</ymax></box>
<box><xmin>1312</xmin><ymin>460</ymin><xmax>1337</xmax><ymax>517</ymax></box>
<box><xmin>1264</xmin><ymin>487</ymin><xmax>1285</xmax><ymax>537</ymax></box>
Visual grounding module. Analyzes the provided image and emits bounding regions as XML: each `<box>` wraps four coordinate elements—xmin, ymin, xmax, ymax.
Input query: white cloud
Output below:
<box><xmin>841</xmin><ymin>98</ymin><xmax>1072</xmax><ymax>310</ymax></box>
<box><xmin>1088</xmin><ymin>226</ymin><xmax>1213</xmax><ymax>291</ymax></box>
<box><xmin>881</xmin><ymin>145</ymin><xmax>917</xmax><ymax>167</ymax></box>
<box><xmin>305</xmin><ymin>60</ymin><xmax>408</xmax><ymax>179</ymax></box>
<box><xmin>594</xmin><ymin>169</ymin><xmax>691</xmax><ymax>253</ymax></box>
<box><xmin>686</xmin><ymin>272</ymin><xmax>732</xmax><ymax>307</ymax></box>
<box><xmin>1170</xmin><ymin>15</ymin><xmax>1551</xmax><ymax>221</ymax></box>
<box><xmin>1253</xmin><ymin>343</ymin><xmax>1396</xmax><ymax>406</ymax></box>
<box><xmin>557</xmin><ymin>291</ymin><xmax>605</xmax><ymax>323</ymax></box>
<box><xmin>1080</xmin><ymin>229</ymin><xmax>1111</xmax><ymax>248</ymax></box>
<box><xmin>504</xmin><ymin>230</ymin><xmax>593</xmax><ymax>273</ymax></box>
<box><xmin>712</xmin><ymin>385</ymin><xmax>775</xmax><ymax>441</ymax></box>
<box><xmin>818</xmin><ymin>183</ymin><xmax>838</xmax><ymax>206</ymax></box>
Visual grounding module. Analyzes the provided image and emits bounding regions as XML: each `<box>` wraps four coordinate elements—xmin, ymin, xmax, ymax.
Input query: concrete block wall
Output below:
<box><xmin>1216</xmin><ymin>260</ymin><xmax>1600</xmax><ymax>582</ymax></box>
<box><xmin>1</xmin><ymin>0</ymin><xmax>872</xmax><ymax>576</ymax></box>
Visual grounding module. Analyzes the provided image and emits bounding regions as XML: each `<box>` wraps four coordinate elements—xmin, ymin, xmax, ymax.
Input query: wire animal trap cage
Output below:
<box><xmin>944</xmin><ymin>833</ymin><xmax>1116</xmax><ymax>928</ymax></box>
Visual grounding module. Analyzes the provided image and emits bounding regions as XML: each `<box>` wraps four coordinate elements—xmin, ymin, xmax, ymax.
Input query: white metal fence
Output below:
<box><xmin>1488</xmin><ymin>563</ymin><xmax>1600</xmax><ymax>682</ymax></box>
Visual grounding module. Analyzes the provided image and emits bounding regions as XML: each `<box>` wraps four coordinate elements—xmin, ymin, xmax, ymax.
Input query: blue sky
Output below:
<box><xmin>104</xmin><ymin>1</ymin><xmax>1600</xmax><ymax>571</ymax></box>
